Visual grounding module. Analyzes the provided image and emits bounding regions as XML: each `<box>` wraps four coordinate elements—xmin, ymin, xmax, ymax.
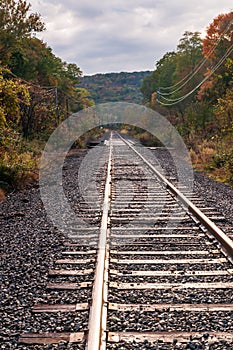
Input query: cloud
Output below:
<box><xmin>30</xmin><ymin>0</ymin><xmax>232</xmax><ymax>74</ymax></box>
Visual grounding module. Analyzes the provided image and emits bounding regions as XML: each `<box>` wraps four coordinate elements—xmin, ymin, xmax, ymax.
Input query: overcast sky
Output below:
<box><xmin>29</xmin><ymin>0</ymin><xmax>232</xmax><ymax>75</ymax></box>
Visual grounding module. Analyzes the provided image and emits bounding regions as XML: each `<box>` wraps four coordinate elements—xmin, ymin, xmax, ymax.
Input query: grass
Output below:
<box><xmin>0</xmin><ymin>129</ymin><xmax>46</xmax><ymax>198</ymax></box>
<box><xmin>190</xmin><ymin>140</ymin><xmax>233</xmax><ymax>186</ymax></box>
<box><xmin>0</xmin><ymin>126</ymin><xmax>107</xmax><ymax>199</ymax></box>
<box><xmin>1</xmin><ymin>125</ymin><xmax>232</xmax><ymax>202</ymax></box>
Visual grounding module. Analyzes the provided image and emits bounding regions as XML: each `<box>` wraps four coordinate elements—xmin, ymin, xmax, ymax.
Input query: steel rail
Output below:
<box><xmin>117</xmin><ymin>133</ymin><xmax>233</xmax><ymax>258</ymax></box>
<box><xmin>86</xmin><ymin>135</ymin><xmax>112</xmax><ymax>350</ymax></box>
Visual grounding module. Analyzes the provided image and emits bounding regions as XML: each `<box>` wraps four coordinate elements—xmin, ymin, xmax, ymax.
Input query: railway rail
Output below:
<box><xmin>17</xmin><ymin>132</ymin><xmax>233</xmax><ymax>349</ymax></box>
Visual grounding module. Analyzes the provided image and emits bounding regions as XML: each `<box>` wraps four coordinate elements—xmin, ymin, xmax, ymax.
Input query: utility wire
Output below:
<box><xmin>159</xmin><ymin>18</ymin><xmax>233</xmax><ymax>94</ymax></box>
<box><xmin>157</xmin><ymin>43</ymin><xmax>233</xmax><ymax>106</ymax></box>
<box><xmin>3</xmin><ymin>67</ymin><xmax>56</xmax><ymax>90</ymax></box>
<box><xmin>3</xmin><ymin>67</ymin><xmax>83</xmax><ymax>104</ymax></box>
<box><xmin>161</xmin><ymin>44</ymin><xmax>232</xmax><ymax>103</ymax></box>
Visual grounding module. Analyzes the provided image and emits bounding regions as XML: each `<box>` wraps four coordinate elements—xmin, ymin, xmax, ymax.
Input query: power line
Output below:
<box><xmin>3</xmin><ymin>67</ymin><xmax>83</xmax><ymax>105</ymax></box>
<box><xmin>158</xmin><ymin>17</ymin><xmax>233</xmax><ymax>95</ymax></box>
<box><xmin>3</xmin><ymin>67</ymin><xmax>56</xmax><ymax>90</ymax></box>
<box><xmin>156</xmin><ymin>43</ymin><xmax>233</xmax><ymax>106</ymax></box>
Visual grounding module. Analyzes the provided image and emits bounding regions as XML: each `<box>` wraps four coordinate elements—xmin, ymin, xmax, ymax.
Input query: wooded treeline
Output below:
<box><xmin>79</xmin><ymin>71</ymin><xmax>151</xmax><ymax>104</ymax></box>
<box><xmin>0</xmin><ymin>0</ymin><xmax>94</xmax><ymax>192</ymax></box>
<box><xmin>0</xmin><ymin>0</ymin><xmax>94</xmax><ymax>137</ymax></box>
<box><xmin>141</xmin><ymin>12</ymin><xmax>233</xmax><ymax>184</ymax></box>
<box><xmin>0</xmin><ymin>1</ymin><xmax>232</xmax><ymax>192</ymax></box>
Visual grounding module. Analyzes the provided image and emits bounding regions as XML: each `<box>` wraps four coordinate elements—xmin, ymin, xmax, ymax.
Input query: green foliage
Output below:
<box><xmin>215</xmin><ymin>88</ymin><xmax>233</xmax><ymax>133</ymax></box>
<box><xmin>141</xmin><ymin>32</ymin><xmax>204</xmax><ymax>111</ymax></box>
<box><xmin>74</xmin><ymin>87</ymin><xmax>95</xmax><ymax>110</ymax></box>
<box><xmin>0</xmin><ymin>0</ymin><xmax>45</xmax><ymax>64</ymax></box>
<box><xmin>0</xmin><ymin>67</ymin><xmax>30</xmax><ymax>127</ymax></box>
<box><xmin>0</xmin><ymin>0</ymin><xmax>45</xmax><ymax>37</ymax></box>
<box><xmin>177</xmin><ymin>31</ymin><xmax>202</xmax><ymax>57</ymax></box>
<box><xmin>141</xmin><ymin>52</ymin><xmax>177</xmax><ymax>104</ymax></box>
<box><xmin>141</xmin><ymin>16</ymin><xmax>233</xmax><ymax>185</ymax></box>
<box><xmin>207</xmin><ymin>146</ymin><xmax>233</xmax><ymax>184</ymax></box>
<box><xmin>0</xmin><ymin>128</ymin><xmax>40</xmax><ymax>189</ymax></box>
<box><xmin>0</xmin><ymin>0</ymin><xmax>95</xmax><ymax>191</ymax></box>
<box><xmin>63</xmin><ymin>63</ymin><xmax>82</xmax><ymax>85</ymax></box>
<box><xmin>79</xmin><ymin>71</ymin><xmax>151</xmax><ymax>104</ymax></box>
<box><xmin>11</xmin><ymin>37</ymin><xmax>59</xmax><ymax>84</ymax></box>
<box><xmin>0</xmin><ymin>0</ymin><xmax>94</xmax><ymax>138</ymax></box>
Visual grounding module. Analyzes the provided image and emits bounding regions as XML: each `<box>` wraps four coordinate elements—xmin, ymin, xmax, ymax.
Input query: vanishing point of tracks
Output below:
<box><xmin>19</xmin><ymin>132</ymin><xmax>233</xmax><ymax>349</ymax></box>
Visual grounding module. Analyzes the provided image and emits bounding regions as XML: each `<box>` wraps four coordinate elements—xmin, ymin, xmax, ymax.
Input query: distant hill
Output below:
<box><xmin>79</xmin><ymin>71</ymin><xmax>152</xmax><ymax>104</ymax></box>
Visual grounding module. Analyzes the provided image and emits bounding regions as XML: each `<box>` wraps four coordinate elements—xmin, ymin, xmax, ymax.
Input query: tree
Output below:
<box><xmin>0</xmin><ymin>0</ymin><xmax>45</xmax><ymax>64</ymax></box>
<box><xmin>175</xmin><ymin>31</ymin><xmax>203</xmax><ymax>81</ymax></box>
<box><xmin>199</xmin><ymin>12</ymin><xmax>233</xmax><ymax>103</ymax></box>
<box><xmin>167</xmin><ymin>32</ymin><xmax>204</xmax><ymax>114</ymax></box>
<box><xmin>0</xmin><ymin>68</ymin><xmax>30</xmax><ymax>127</ymax></box>
<box><xmin>202</xmin><ymin>12</ymin><xmax>233</xmax><ymax>62</ymax></box>
<box><xmin>141</xmin><ymin>52</ymin><xmax>177</xmax><ymax>104</ymax></box>
<box><xmin>63</xmin><ymin>63</ymin><xmax>82</xmax><ymax>85</ymax></box>
<box><xmin>0</xmin><ymin>0</ymin><xmax>93</xmax><ymax>141</ymax></box>
<box><xmin>215</xmin><ymin>88</ymin><xmax>233</xmax><ymax>133</ymax></box>
<box><xmin>10</xmin><ymin>37</ymin><xmax>58</xmax><ymax>84</ymax></box>
<box><xmin>141</xmin><ymin>32</ymin><xmax>203</xmax><ymax>114</ymax></box>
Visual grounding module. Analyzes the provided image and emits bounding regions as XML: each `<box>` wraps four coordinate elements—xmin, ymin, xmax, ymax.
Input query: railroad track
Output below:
<box><xmin>18</xmin><ymin>132</ymin><xmax>233</xmax><ymax>349</ymax></box>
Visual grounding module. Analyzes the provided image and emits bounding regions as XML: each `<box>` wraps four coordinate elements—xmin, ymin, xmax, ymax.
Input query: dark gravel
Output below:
<box><xmin>107</xmin><ymin>144</ymin><xmax>233</xmax><ymax>350</ymax></box>
<box><xmin>107</xmin><ymin>340</ymin><xmax>233</xmax><ymax>349</ymax></box>
<box><xmin>151</xmin><ymin>148</ymin><xmax>233</xmax><ymax>225</ymax></box>
<box><xmin>1</xmin><ymin>142</ymin><xmax>233</xmax><ymax>349</ymax></box>
<box><xmin>194</xmin><ymin>171</ymin><xmax>233</xmax><ymax>225</ymax></box>
<box><xmin>108</xmin><ymin>310</ymin><xmax>233</xmax><ymax>332</ymax></box>
<box><xmin>0</xmin><ymin>149</ymin><xmax>90</xmax><ymax>349</ymax></box>
<box><xmin>108</xmin><ymin>288</ymin><xmax>233</xmax><ymax>304</ymax></box>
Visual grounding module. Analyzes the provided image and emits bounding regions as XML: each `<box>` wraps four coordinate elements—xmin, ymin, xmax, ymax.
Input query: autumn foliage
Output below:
<box><xmin>202</xmin><ymin>12</ymin><xmax>233</xmax><ymax>61</ymax></box>
<box><xmin>141</xmin><ymin>11</ymin><xmax>233</xmax><ymax>184</ymax></box>
<box><xmin>0</xmin><ymin>0</ymin><xmax>94</xmax><ymax>192</ymax></box>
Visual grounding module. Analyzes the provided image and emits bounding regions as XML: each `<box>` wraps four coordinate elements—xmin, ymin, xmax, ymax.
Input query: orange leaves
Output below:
<box><xmin>198</xmin><ymin>12</ymin><xmax>233</xmax><ymax>102</ymax></box>
<box><xmin>197</xmin><ymin>68</ymin><xmax>214</xmax><ymax>100</ymax></box>
<box><xmin>0</xmin><ymin>0</ymin><xmax>45</xmax><ymax>38</ymax></box>
<box><xmin>203</xmin><ymin>12</ymin><xmax>233</xmax><ymax>60</ymax></box>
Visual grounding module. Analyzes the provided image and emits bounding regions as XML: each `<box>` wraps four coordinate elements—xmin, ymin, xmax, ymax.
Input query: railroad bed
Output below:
<box><xmin>2</xmin><ymin>132</ymin><xmax>233</xmax><ymax>349</ymax></box>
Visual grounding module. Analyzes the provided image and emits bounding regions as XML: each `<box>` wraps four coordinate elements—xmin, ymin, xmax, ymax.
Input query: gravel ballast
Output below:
<box><xmin>1</xmin><ymin>144</ymin><xmax>233</xmax><ymax>349</ymax></box>
<box><xmin>0</xmin><ymin>149</ymin><xmax>89</xmax><ymax>349</ymax></box>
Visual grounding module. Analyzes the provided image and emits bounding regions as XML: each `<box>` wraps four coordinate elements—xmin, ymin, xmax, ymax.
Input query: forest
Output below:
<box><xmin>141</xmin><ymin>12</ymin><xmax>233</xmax><ymax>184</ymax></box>
<box><xmin>0</xmin><ymin>0</ymin><xmax>232</xmax><ymax>198</ymax></box>
<box><xmin>79</xmin><ymin>71</ymin><xmax>151</xmax><ymax>104</ymax></box>
<box><xmin>0</xmin><ymin>0</ymin><xmax>94</xmax><ymax>197</ymax></box>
